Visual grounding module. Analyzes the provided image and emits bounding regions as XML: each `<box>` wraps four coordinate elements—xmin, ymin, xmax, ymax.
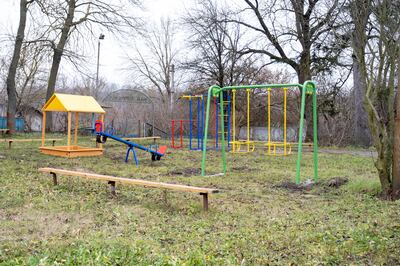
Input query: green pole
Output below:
<box><xmin>201</xmin><ymin>86</ymin><xmax>218</xmax><ymax>176</ymax></box>
<box><xmin>219</xmin><ymin>90</ymin><xmax>227</xmax><ymax>174</ymax></box>
<box><xmin>295</xmin><ymin>83</ymin><xmax>307</xmax><ymax>184</ymax></box>
<box><xmin>313</xmin><ymin>85</ymin><xmax>318</xmax><ymax>182</ymax></box>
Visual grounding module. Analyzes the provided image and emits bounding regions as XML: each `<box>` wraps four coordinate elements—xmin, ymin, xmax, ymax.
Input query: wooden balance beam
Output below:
<box><xmin>38</xmin><ymin>167</ymin><xmax>219</xmax><ymax>211</ymax></box>
<box><xmin>4</xmin><ymin>138</ymin><xmax>62</xmax><ymax>149</ymax></box>
<box><xmin>0</xmin><ymin>129</ymin><xmax>9</xmax><ymax>136</ymax></box>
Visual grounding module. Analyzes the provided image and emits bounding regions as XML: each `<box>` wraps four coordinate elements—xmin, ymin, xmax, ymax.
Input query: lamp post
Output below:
<box><xmin>169</xmin><ymin>64</ymin><xmax>175</xmax><ymax>117</ymax></box>
<box><xmin>95</xmin><ymin>33</ymin><xmax>105</xmax><ymax>97</ymax></box>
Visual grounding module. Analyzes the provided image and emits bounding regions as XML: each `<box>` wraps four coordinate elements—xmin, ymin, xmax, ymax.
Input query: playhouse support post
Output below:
<box><xmin>67</xmin><ymin>112</ymin><xmax>72</xmax><ymax>150</ymax></box>
<box><xmin>74</xmin><ymin>112</ymin><xmax>79</xmax><ymax>145</ymax></box>
<box><xmin>41</xmin><ymin>111</ymin><xmax>46</xmax><ymax>147</ymax></box>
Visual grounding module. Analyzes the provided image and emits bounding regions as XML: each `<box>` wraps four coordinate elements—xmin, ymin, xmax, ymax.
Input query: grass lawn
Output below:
<box><xmin>1</xmin><ymin>134</ymin><xmax>400</xmax><ymax>265</ymax></box>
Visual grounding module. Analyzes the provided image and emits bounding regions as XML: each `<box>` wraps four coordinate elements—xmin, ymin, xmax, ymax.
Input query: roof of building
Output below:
<box><xmin>42</xmin><ymin>93</ymin><xmax>105</xmax><ymax>113</ymax></box>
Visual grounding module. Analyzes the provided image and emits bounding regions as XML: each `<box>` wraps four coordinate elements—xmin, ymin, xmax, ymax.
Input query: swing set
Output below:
<box><xmin>201</xmin><ymin>81</ymin><xmax>318</xmax><ymax>184</ymax></box>
<box><xmin>230</xmin><ymin>87</ymin><xmax>292</xmax><ymax>155</ymax></box>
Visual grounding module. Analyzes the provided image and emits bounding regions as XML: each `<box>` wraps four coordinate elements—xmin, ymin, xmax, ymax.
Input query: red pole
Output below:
<box><xmin>171</xmin><ymin>120</ymin><xmax>175</xmax><ymax>148</ymax></box>
<box><xmin>180</xmin><ymin>120</ymin><xmax>183</xmax><ymax>148</ymax></box>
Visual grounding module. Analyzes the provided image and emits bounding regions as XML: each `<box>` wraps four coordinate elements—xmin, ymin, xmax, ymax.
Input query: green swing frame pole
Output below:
<box><xmin>312</xmin><ymin>83</ymin><xmax>318</xmax><ymax>182</ymax></box>
<box><xmin>219</xmin><ymin>90</ymin><xmax>227</xmax><ymax>174</ymax></box>
<box><xmin>201</xmin><ymin>85</ymin><xmax>221</xmax><ymax>176</ymax></box>
<box><xmin>295</xmin><ymin>81</ymin><xmax>318</xmax><ymax>184</ymax></box>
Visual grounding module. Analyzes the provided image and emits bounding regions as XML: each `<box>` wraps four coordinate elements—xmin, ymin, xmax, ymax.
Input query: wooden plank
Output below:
<box><xmin>91</xmin><ymin>136</ymin><xmax>161</xmax><ymax>142</ymax></box>
<box><xmin>124</xmin><ymin>136</ymin><xmax>161</xmax><ymax>141</ymax></box>
<box><xmin>39</xmin><ymin>167</ymin><xmax>219</xmax><ymax>194</ymax></box>
<box><xmin>5</xmin><ymin>138</ymin><xmax>62</xmax><ymax>143</ymax></box>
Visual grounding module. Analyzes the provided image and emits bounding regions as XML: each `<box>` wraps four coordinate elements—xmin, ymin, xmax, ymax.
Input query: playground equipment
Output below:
<box><xmin>171</xmin><ymin>93</ymin><xmax>231</xmax><ymax>150</ymax></box>
<box><xmin>40</xmin><ymin>93</ymin><xmax>105</xmax><ymax>157</ymax></box>
<box><xmin>230</xmin><ymin>87</ymin><xmax>292</xmax><ymax>155</ymax></box>
<box><xmin>40</xmin><ymin>167</ymin><xmax>218</xmax><ymax>211</ymax></box>
<box><xmin>201</xmin><ymin>81</ymin><xmax>318</xmax><ymax>184</ymax></box>
<box><xmin>171</xmin><ymin>95</ymin><xmax>204</xmax><ymax>150</ymax></box>
<box><xmin>230</xmin><ymin>89</ymin><xmax>255</xmax><ymax>153</ymax></box>
<box><xmin>5</xmin><ymin>138</ymin><xmax>62</xmax><ymax>149</ymax></box>
<box><xmin>95</xmin><ymin>120</ymin><xmax>167</xmax><ymax>166</ymax></box>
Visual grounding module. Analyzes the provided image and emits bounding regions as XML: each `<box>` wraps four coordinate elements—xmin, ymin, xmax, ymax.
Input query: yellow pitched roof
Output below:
<box><xmin>42</xmin><ymin>93</ymin><xmax>105</xmax><ymax>113</ymax></box>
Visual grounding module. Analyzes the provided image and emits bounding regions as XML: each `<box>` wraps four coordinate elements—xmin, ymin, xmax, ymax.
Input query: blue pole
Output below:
<box><xmin>189</xmin><ymin>97</ymin><xmax>193</xmax><ymax>150</ymax></box>
<box><xmin>197</xmin><ymin>97</ymin><xmax>201</xmax><ymax>149</ymax></box>
<box><xmin>201</xmin><ymin>96</ymin><xmax>205</xmax><ymax>149</ymax></box>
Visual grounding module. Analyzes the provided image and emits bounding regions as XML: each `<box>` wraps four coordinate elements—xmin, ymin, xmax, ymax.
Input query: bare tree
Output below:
<box><xmin>183</xmin><ymin>0</ymin><xmax>253</xmax><ymax>88</ymax></box>
<box><xmin>5</xmin><ymin>0</ymin><xmax>34</xmax><ymax>134</ymax></box>
<box><xmin>350</xmin><ymin>0</ymin><xmax>373</xmax><ymax>147</ymax></box>
<box><xmin>353</xmin><ymin>0</ymin><xmax>400</xmax><ymax>198</ymax></box>
<box><xmin>35</xmin><ymin>0</ymin><xmax>142</xmax><ymax>130</ymax></box>
<box><xmin>231</xmin><ymin>0</ymin><xmax>349</xmax><ymax>140</ymax></box>
<box><xmin>126</xmin><ymin>18</ymin><xmax>178</xmax><ymax>112</ymax></box>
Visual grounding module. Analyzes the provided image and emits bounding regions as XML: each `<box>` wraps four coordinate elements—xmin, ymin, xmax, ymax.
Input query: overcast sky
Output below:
<box><xmin>0</xmin><ymin>0</ymin><xmax>192</xmax><ymax>86</ymax></box>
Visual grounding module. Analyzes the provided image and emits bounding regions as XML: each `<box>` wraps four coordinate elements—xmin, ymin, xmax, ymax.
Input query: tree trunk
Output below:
<box><xmin>6</xmin><ymin>0</ymin><xmax>28</xmax><ymax>134</ymax></box>
<box><xmin>352</xmin><ymin>58</ymin><xmax>371</xmax><ymax>147</ymax></box>
<box><xmin>297</xmin><ymin>53</ymin><xmax>313</xmax><ymax>142</ymax></box>
<box><xmin>392</xmin><ymin>57</ymin><xmax>400</xmax><ymax>199</ymax></box>
<box><xmin>45</xmin><ymin>0</ymin><xmax>75</xmax><ymax>131</ymax></box>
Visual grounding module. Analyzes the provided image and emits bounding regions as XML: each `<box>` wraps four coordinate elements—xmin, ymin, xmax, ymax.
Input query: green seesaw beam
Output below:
<box><xmin>201</xmin><ymin>81</ymin><xmax>318</xmax><ymax>185</ymax></box>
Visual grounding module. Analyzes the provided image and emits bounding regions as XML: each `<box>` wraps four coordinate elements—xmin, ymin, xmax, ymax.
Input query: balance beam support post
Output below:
<box><xmin>108</xmin><ymin>181</ymin><xmax>116</xmax><ymax>196</ymax></box>
<box><xmin>200</xmin><ymin>192</ymin><xmax>209</xmax><ymax>211</ymax></box>
<box><xmin>51</xmin><ymin>172</ymin><xmax>58</xmax><ymax>186</ymax></box>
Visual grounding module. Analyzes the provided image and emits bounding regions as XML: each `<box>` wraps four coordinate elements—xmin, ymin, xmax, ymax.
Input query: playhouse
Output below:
<box><xmin>40</xmin><ymin>93</ymin><xmax>105</xmax><ymax>158</ymax></box>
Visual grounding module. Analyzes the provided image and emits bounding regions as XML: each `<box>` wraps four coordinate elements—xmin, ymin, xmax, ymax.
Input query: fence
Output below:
<box><xmin>0</xmin><ymin>117</ymin><xmax>25</xmax><ymax>131</ymax></box>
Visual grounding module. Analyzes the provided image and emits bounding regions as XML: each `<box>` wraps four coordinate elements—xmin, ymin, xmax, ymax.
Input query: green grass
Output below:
<box><xmin>0</xmin><ymin>134</ymin><xmax>399</xmax><ymax>265</ymax></box>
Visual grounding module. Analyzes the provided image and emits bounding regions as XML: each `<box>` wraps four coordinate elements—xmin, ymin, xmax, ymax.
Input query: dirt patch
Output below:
<box><xmin>168</xmin><ymin>168</ymin><xmax>200</xmax><ymax>177</ymax></box>
<box><xmin>273</xmin><ymin>181</ymin><xmax>314</xmax><ymax>192</ymax></box>
<box><xmin>274</xmin><ymin>177</ymin><xmax>348</xmax><ymax>193</ymax></box>
<box><xmin>326</xmin><ymin>177</ymin><xmax>348</xmax><ymax>188</ymax></box>
<box><xmin>231</xmin><ymin>165</ymin><xmax>260</xmax><ymax>172</ymax></box>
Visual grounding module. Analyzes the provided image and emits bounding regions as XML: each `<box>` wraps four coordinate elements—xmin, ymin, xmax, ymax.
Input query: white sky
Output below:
<box><xmin>0</xmin><ymin>0</ymin><xmax>192</xmax><ymax>86</ymax></box>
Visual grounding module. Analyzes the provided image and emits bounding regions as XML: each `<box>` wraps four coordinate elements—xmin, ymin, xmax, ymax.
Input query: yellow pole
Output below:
<box><xmin>99</xmin><ymin>114</ymin><xmax>104</xmax><ymax>149</ymax></box>
<box><xmin>74</xmin><ymin>112</ymin><xmax>79</xmax><ymax>146</ymax></box>
<box><xmin>232</xmin><ymin>90</ymin><xmax>236</xmax><ymax>152</ymax></box>
<box><xmin>267</xmin><ymin>88</ymin><xmax>271</xmax><ymax>154</ymax></box>
<box><xmin>67</xmin><ymin>112</ymin><xmax>72</xmax><ymax>150</ymax></box>
<box><xmin>41</xmin><ymin>111</ymin><xmax>46</xmax><ymax>147</ymax></box>
<box><xmin>247</xmin><ymin>89</ymin><xmax>250</xmax><ymax>152</ymax></box>
<box><xmin>284</xmin><ymin>87</ymin><xmax>287</xmax><ymax>155</ymax></box>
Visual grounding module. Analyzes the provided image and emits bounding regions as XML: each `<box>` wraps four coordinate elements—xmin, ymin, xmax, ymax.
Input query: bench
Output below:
<box><xmin>38</xmin><ymin>168</ymin><xmax>219</xmax><ymax>211</ymax></box>
<box><xmin>4</xmin><ymin>138</ymin><xmax>62</xmax><ymax>149</ymax></box>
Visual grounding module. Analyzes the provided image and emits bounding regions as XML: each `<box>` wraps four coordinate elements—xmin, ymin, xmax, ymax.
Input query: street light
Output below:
<box><xmin>95</xmin><ymin>33</ymin><xmax>105</xmax><ymax>97</ymax></box>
